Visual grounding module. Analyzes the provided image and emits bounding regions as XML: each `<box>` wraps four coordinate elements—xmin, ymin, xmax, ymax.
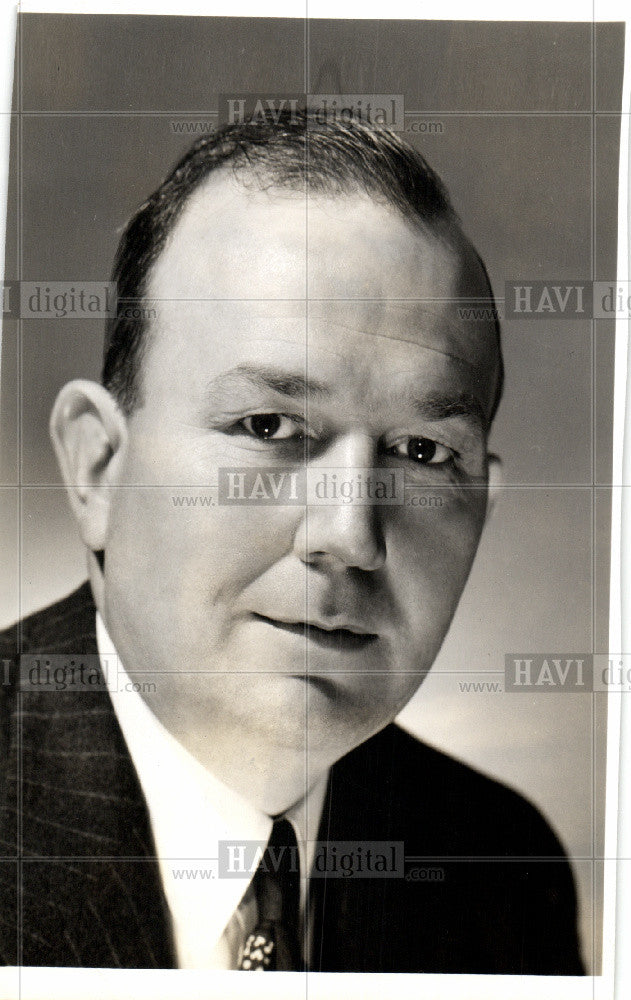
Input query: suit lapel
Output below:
<box><xmin>2</xmin><ymin>583</ymin><xmax>176</xmax><ymax>967</ymax></box>
<box><xmin>310</xmin><ymin>729</ymin><xmax>399</xmax><ymax>972</ymax></box>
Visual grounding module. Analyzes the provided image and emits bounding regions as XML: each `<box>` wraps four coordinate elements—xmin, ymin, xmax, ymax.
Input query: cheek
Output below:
<box><xmin>390</xmin><ymin>492</ymin><xmax>486</xmax><ymax>626</ymax></box>
<box><xmin>400</xmin><ymin>482</ymin><xmax>486</xmax><ymax>559</ymax></box>
<box><xmin>106</xmin><ymin>488</ymin><xmax>299</xmax><ymax>605</ymax></box>
<box><xmin>177</xmin><ymin>506</ymin><xmax>297</xmax><ymax>594</ymax></box>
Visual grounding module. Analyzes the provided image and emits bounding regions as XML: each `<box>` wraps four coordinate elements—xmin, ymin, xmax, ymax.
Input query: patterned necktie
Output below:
<box><xmin>240</xmin><ymin>818</ymin><xmax>301</xmax><ymax>970</ymax></box>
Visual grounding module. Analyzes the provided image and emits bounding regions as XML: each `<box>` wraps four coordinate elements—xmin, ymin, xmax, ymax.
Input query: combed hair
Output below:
<box><xmin>102</xmin><ymin>108</ymin><xmax>503</xmax><ymax>419</ymax></box>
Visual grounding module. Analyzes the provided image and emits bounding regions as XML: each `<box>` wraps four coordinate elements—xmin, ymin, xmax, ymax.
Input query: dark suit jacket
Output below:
<box><xmin>0</xmin><ymin>583</ymin><xmax>585</xmax><ymax>972</ymax></box>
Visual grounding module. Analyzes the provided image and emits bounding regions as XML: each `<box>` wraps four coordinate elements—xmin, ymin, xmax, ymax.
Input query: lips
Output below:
<box><xmin>251</xmin><ymin>613</ymin><xmax>378</xmax><ymax>651</ymax></box>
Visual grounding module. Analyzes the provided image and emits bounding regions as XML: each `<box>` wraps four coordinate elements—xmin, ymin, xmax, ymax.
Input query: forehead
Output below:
<box><xmin>143</xmin><ymin>173</ymin><xmax>499</xmax><ymax>409</ymax></box>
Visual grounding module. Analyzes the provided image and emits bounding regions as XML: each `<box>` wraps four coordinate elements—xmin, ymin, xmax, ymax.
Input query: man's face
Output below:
<box><xmin>102</xmin><ymin>175</ymin><xmax>499</xmax><ymax>776</ymax></box>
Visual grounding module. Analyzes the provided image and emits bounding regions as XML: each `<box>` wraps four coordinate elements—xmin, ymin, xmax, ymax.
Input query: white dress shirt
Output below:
<box><xmin>96</xmin><ymin>613</ymin><xmax>328</xmax><ymax>969</ymax></box>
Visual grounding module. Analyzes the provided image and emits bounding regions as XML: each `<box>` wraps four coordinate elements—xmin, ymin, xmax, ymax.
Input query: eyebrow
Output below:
<box><xmin>204</xmin><ymin>364</ymin><xmax>331</xmax><ymax>406</ymax></box>
<box><xmin>408</xmin><ymin>390</ymin><xmax>489</xmax><ymax>433</ymax></box>
<box><xmin>204</xmin><ymin>364</ymin><xmax>488</xmax><ymax>432</ymax></box>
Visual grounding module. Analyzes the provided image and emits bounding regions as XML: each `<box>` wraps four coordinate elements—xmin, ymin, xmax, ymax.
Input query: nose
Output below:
<box><xmin>292</xmin><ymin>433</ymin><xmax>387</xmax><ymax>572</ymax></box>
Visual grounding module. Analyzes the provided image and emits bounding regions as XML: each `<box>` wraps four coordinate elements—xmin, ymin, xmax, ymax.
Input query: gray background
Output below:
<box><xmin>0</xmin><ymin>15</ymin><xmax>625</xmax><ymax>974</ymax></box>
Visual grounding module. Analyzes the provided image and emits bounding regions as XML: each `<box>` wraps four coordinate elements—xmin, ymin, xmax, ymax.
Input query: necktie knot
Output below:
<box><xmin>240</xmin><ymin>818</ymin><xmax>302</xmax><ymax>971</ymax></box>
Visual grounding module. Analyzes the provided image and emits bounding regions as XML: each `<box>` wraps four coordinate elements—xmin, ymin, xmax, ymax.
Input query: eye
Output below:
<box><xmin>239</xmin><ymin>413</ymin><xmax>305</xmax><ymax>441</ymax></box>
<box><xmin>387</xmin><ymin>436</ymin><xmax>453</xmax><ymax>465</ymax></box>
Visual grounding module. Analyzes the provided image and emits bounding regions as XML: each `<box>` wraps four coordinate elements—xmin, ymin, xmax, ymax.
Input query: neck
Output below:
<box><xmin>90</xmin><ymin>554</ymin><xmax>330</xmax><ymax>815</ymax></box>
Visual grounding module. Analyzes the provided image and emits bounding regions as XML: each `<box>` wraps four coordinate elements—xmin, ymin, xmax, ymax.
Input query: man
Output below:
<box><xmin>0</xmin><ymin>110</ymin><xmax>584</xmax><ymax>973</ymax></box>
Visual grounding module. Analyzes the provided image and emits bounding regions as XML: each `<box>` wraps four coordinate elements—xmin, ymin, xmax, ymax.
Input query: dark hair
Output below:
<box><xmin>102</xmin><ymin>108</ymin><xmax>503</xmax><ymax>420</ymax></box>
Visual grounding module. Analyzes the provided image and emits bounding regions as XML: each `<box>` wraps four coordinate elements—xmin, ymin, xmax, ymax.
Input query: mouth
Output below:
<box><xmin>251</xmin><ymin>613</ymin><xmax>378</xmax><ymax>651</ymax></box>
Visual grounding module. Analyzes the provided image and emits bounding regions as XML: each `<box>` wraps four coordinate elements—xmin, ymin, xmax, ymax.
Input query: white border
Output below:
<box><xmin>614</xmin><ymin>15</ymin><xmax>631</xmax><ymax>998</ymax></box>
<box><xmin>0</xmin><ymin>968</ymin><xmax>611</xmax><ymax>1000</ymax></box>
<box><xmin>0</xmin><ymin>2</ymin><xmax>628</xmax><ymax>998</ymax></box>
<box><xmin>12</xmin><ymin>1</ymin><xmax>631</xmax><ymax>22</ymax></box>
<box><xmin>604</xmin><ymin>15</ymin><xmax>631</xmax><ymax>1000</ymax></box>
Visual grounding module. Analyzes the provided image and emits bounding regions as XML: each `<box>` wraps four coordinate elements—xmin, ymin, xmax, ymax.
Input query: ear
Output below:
<box><xmin>49</xmin><ymin>380</ymin><xmax>128</xmax><ymax>552</ymax></box>
<box><xmin>486</xmin><ymin>452</ymin><xmax>503</xmax><ymax>516</ymax></box>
